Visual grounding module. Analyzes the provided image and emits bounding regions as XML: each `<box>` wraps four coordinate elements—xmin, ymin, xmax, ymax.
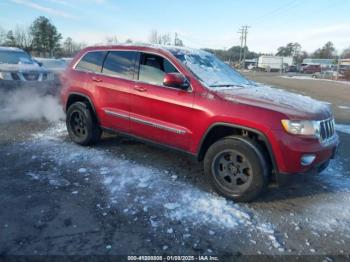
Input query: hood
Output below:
<box><xmin>215</xmin><ymin>84</ymin><xmax>332</xmax><ymax>120</ymax></box>
<box><xmin>0</xmin><ymin>63</ymin><xmax>46</xmax><ymax>73</ymax></box>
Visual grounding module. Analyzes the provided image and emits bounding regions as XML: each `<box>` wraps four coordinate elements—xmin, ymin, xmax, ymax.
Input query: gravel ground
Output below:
<box><xmin>0</xmin><ymin>79</ymin><xmax>350</xmax><ymax>260</ymax></box>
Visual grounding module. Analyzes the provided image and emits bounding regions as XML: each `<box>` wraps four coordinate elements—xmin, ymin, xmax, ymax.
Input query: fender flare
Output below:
<box><xmin>197</xmin><ymin>122</ymin><xmax>279</xmax><ymax>175</ymax></box>
<box><xmin>66</xmin><ymin>92</ymin><xmax>96</xmax><ymax>114</ymax></box>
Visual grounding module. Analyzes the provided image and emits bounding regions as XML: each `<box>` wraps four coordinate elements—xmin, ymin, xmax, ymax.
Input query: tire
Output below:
<box><xmin>204</xmin><ymin>136</ymin><xmax>268</xmax><ymax>202</ymax></box>
<box><xmin>66</xmin><ymin>102</ymin><xmax>102</xmax><ymax>146</ymax></box>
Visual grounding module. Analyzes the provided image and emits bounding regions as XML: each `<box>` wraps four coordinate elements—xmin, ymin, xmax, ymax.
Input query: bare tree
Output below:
<box><xmin>106</xmin><ymin>35</ymin><xmax>118</xmax><ymax>45</ymax></box>
<box><xmin>149</xmin><ymin>30</ymin><xmax>173</xmax><ymax>45</ymax></box>
<box><xmin>342</xmin><ymin>46</ymin><xmax>350</xmax><ymax>59</ymax></box>
<box><xmin>63</xmin><ymin>37</ymin><xmax>73</xmax><ymax>56</ymax></box>
<box><xmin>174</xmin><ymin>32</ymin><xmax>184</xmax><ymax>46</ymax></box>
<box><xmin>61</xmin><ymin>37</ymin><xmax>86</xmax><ymax>57</ymax></box>
<box><xmin>0</xmin><ymin>26</ymin><xmax>6</xmax><ymax>45</ymax></box>
<box><xmin>161</xmin><ymin>33</ymin><xmax>171</xmax><ymax>45</ymax></box>
<box><xmin>14</xmin><ymin>26</ymin><xmax>33</xmax><ymax>51</ymax></box>
<box><xmin>149</xmin><ymin>29</ymin><xmax>160</xmax><ymax>44</ymax></box>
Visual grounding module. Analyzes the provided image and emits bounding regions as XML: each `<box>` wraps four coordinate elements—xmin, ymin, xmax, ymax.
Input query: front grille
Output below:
<box><xmin>23</xmin><ymin>72</ymin><xmax>39</xmax><ymax>81</ymax></box>
<box><xmin>320</xmin><ymin>119</ymin><xmax>335</xmax><ymax>141</ymax></box>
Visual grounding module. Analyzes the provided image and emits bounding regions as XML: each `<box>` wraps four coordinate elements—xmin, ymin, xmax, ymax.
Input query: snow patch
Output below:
<box><xmin>338</xmin><ymin>105</ymin><xmax>350</xmax><ymax>111</ymax></box>
<box><xmin>29</xmin><ymin>122</ymin><xmax>256</xmax><ymax>232</ymax></box>
<box><xmin>23</xmin><ymin>122</ymin><xmax>302</xmax><ymax>253</ymax></box>
<box><xmin>26</xmin><ymin>171</ymin><xmax>71</xmax><ymax>187</ymax></box>
<box><xmin>217</xmin><ymin>84</ymin><xmax>331</xmax><ymax>115</ymax></box>
<box><xmin>280</xmin><ymin>75</ymin><xmax>350</xmax><ymax>85</ymax></box>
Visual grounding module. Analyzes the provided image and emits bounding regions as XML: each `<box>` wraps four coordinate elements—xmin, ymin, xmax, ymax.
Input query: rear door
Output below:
<box><xmin>129</xmin><ymin>52</ymin><xmax>195</xmax><ymax>151</ymax></box>
<box><xmin>95</xmin><ymin>50</ymin><xmax>138</xmax><ymax>132</ymax></box>
<box><xmin>74</xmin><ymin>50</ymin><xmax>107</xmax><ymax>119</ymax></box>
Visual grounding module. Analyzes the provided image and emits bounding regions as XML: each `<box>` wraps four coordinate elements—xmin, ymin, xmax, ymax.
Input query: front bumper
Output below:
<box><xmin>270</xmin><ymin>130</ymin><xmax>339</xmax><ymax>175</ymax></box>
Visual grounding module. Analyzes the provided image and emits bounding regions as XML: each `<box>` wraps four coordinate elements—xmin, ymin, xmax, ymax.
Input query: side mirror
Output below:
<box><xmin>163</xmin><ymin>73</ymin><xmax>190</xmax><ymax>90</ymax></box>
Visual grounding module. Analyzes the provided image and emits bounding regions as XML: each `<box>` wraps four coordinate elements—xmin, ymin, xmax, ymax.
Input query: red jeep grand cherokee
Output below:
<box><xmin>60</xmin><ymin>45</ymin><xmax>339</xmax><ymax>202</ymax></box>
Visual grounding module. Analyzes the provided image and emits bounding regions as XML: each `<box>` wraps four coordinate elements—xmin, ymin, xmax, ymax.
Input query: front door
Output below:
<box><xmin>129</xmin><ymin>52</ymin><xmax>195</xmax><ymax>151</ymax></box>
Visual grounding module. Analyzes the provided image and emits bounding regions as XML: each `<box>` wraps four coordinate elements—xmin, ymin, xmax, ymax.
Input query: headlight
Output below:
<box><xmin>281</xmin><ymin>119</ymin><xmax>320</xmax><ymax>137</ymax></box>
<box><xmin>0</xmin><ymin>72</ymin><xmax>13</xmax><ymax>80</ymax></box>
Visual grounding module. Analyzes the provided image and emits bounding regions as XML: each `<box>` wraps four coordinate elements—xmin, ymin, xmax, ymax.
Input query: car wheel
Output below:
<box><xmin>204</xmin><ymin>136</ymin><xmax>268</xmax><ymax>202</ymax></box>
<box><xmin>66</xmin><ymin>102</ymin><xmax>102</xmax><ymax>146</ymax></box>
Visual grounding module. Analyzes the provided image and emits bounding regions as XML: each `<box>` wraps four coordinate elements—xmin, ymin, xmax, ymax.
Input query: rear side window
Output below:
<box><xmin>75</xmin><ymin>51</ymin><xmax>107</xmax><ymax>73</ymax></box>
<box><xmin>102</xmin><ymin>51</ymin><xmax>137</xmax><ymax>80</ymax></box>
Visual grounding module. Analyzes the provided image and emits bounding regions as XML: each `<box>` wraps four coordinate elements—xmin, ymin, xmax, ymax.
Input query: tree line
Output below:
<box><xmin>0</xmin><ymin>16</ymin><xmax>85</xmax><ymax>58</ymax></box>
<box><xmin>0</xmin><ymin>17</ymin><xmax>185</xmax><ymax>58</ymax></box>
<box><xmin>208</xmin><ymin>41</ymin><xmax>350</xmax><ymax>65</ymax></box>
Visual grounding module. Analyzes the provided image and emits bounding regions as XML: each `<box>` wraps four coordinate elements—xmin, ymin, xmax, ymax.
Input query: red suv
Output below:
<box><xmin>60</xmin><ymin>45</ymin><xmax>339</xmax><ymax>202</ymax></box>
<box><xmin>300</xmin><ymin>64</ymin><xmax>321</xmax><ymax>74</ymax></box>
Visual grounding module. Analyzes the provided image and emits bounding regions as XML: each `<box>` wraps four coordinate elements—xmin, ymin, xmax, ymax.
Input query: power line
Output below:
<box><xmin>251</xmin><ymin>0</ymin><xmax>298</xmax><ymax>24</ymax></box>
<box><xmin>249</xmin><ymin>0</ymin><xmax>301</xmax><ymax>28</ymax></box>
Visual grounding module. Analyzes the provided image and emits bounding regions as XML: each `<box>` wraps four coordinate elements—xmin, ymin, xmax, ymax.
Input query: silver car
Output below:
<box><xmin>0</xmin><ymin>47</ymin><xmax>57</xmax><ymax>93</ymax></box>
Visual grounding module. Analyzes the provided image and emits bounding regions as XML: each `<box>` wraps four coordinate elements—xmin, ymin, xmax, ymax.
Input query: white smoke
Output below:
<box><xmin>0</xmin><ymin>87</ymin><xmax>65</xmax><ymax>123</ymax></box>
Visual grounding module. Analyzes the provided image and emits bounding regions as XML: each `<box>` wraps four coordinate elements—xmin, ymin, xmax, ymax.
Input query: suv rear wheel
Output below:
<box><xmin>66</xmin><ymin>102</ymin><xmax>102</xmax><ymax>146</ymax></box>
<box><xmin>204</xmin><ymin>136</ymin><xmax>268</xmax><ymax>202</ymax></box>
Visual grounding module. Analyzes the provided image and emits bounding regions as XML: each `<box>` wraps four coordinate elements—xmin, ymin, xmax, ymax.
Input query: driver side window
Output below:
<box><xmin>138</xmin><ymin>53</ymin><xmax>178</xmax><ymax>86</ymax></box>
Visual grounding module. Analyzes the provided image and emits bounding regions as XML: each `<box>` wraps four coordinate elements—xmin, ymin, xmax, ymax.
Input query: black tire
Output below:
<box><xmin>204</xmin><ymin>136</ymin><xmax>268</xmax><ymax>202</ymax></box>
<box><xmin>66</xmin><ymin>102</ymin><xmax>102</xmax><ymax>146</ymax></box>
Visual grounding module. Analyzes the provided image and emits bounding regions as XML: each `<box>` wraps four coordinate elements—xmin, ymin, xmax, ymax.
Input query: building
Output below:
<box><xmin>341</xmin><ymin>58</ymin><xmax>350</xmax><ymax>66</ymax></box>
<box><xmin>302</xmin><ymin>58</ymin><xmax>335</xmax><ymax>69</ymax></box>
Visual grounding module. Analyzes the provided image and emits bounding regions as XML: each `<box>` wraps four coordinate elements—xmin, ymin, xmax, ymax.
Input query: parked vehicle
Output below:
<box><xmin>61</xmin><ymin>45</ymin><xmax>339</xmax><ymax>202</ymax></box>
<box><xmin>339</xmin><ymin>65</ymin><xmax>350</xmax><ymax>75</ymax></box>
<box><xmin>34</xmin><ymin>58</ymin><xmax>70</xmax><ymax>86</ymax></box>
<box><xmin>0</xmin><ymin>47</ymin><xmax>52</xmax><ymax>81</ymax></box>
<box><xmin>300</xmin><ymin>64</ymin><xmax>321</xmax><ymax>74</ymax></box>
<box><xmin>258</xmin><ymin>56</ymin><xmax>293</xmax><ymax>72</ymax></box>
<box><xmin>34</xmin><ymin>58</ymin><xmax>68</xmax><ymax>73</ymax></box>
<box><xmin>286</xmin><ymin>65</ymin><xmax>298</xmax><ymax>73</ymax></box>
<box><xmin>0</xmin><ymin>47</ymin><xmax>56</xmax><ymax>92</ymax></box>
<box><xmin>312</xmin><ymin>71</ymin><xmax>344</xmax><ymax>80</ymax></box>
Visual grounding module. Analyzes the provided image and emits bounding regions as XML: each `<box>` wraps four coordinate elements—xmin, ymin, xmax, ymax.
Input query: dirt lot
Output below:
<box><xmin>0</xmin><ymin>78</ymin><xmax>350</xmax><ymax>260</ymax></box>
<box><xmin>242</xmin><ymin>72</ymin><xmax>350</xmax><ymax>124</ymax></box>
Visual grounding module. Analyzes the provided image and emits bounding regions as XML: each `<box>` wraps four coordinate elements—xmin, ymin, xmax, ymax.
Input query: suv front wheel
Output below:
<box><xmin>66</xmin><ymin>102</ymin><xmax>102</xmax><ymax>146</ymax></box>
<box><xmin>204</xmin><ymin>136</ymin><xmax>268</xmax><ymax>202</ymax></box>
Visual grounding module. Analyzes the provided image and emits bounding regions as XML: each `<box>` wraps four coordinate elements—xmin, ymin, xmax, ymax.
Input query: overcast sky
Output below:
<box><xmin>1</xmin><ymin>0</ymin><xmax>349</xmax><ymax>54</ymax></box>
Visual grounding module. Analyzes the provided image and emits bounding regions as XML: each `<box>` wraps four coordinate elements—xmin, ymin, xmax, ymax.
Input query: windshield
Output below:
<box><xmin>170</xmin><ymin>49</ymin><xmax>252</xmax><ymax>88</ymax></box>
<box><xmin>0</xmin><ymin>50</ymin><xmax>34</xmax><ymax>65</ymax></box>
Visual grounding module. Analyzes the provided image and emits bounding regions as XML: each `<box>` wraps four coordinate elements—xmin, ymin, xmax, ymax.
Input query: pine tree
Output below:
<box><xmin>30</xmin><ymin>16</ymin><xmax>62</xmax><ymax>57</ymax></box>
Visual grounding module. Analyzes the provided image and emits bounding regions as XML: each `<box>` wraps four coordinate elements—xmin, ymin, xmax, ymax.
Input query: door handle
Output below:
<box><xmin>91</xmin><ymin>76</ymin><xmax>103</xmax><ymax>82</ymax></box>
<box><xmin>134</xmin><ymin>86</ymin><xmax>147</xmax><ymax>92</ymax></box>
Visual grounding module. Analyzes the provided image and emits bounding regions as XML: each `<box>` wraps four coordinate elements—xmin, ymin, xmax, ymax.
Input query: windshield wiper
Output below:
<box><xmin>209</xmin><ymin>84</ymin><xmax>244</xmax><ymax>88</ymax></box>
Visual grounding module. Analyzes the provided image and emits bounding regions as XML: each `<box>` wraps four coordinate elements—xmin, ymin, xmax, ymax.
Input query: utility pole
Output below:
<box><xmin>336</xmin><ymin>55</ymin><xmax>342</xmax><ymax>80</ymax></box>
<box><xmin>242</xmin><ymin>25</ymin><xmax>250</xmax><ymax>70</ymax></box>
<box><xmin>238</xmin><ymin>27</ymin><xmax>244</xmax><ymax>67</ymax></box>
<box><xmin>238</xmin><ymin>25</ymin><xmax>250</xmax><ymax>69</ymax></box>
